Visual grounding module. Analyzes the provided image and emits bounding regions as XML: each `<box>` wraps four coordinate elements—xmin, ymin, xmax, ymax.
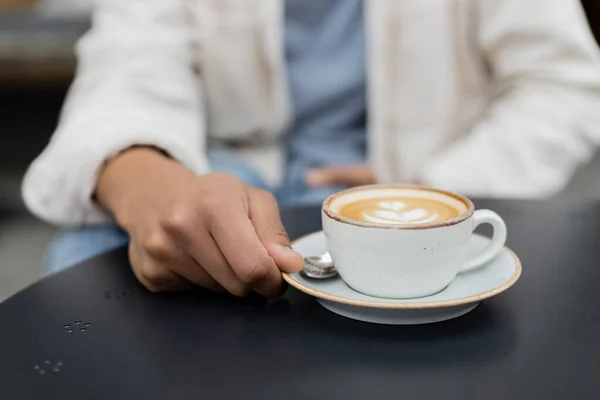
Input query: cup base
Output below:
<box><xmin>343</xmin><ymin>280</ymin><xmax>450</xmax><ymax>300</ymax></box>
<box><xmin>319</xmin><ymin>299</ymin><xmax>480</xmax><ymax>325</ymax></box>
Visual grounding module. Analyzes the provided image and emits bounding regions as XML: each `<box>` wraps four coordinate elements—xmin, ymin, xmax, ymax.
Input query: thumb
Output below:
<box><xmin>249</xmin><ymin>189</ymin><xmax>304</xmax><ymax>273</ymax></box>
<box><xmin>264</xmin><ymin>242</ymin><xmax>304</xmax><ymax>274</ymax></box>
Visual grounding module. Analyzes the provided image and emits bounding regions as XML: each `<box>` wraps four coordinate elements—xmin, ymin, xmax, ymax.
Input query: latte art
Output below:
<box><xmin>339</xmin><ymin>197</ymin><xmax>460</xmax><ymax>225</ymax></box>
<box><xmin>363</xmin><ymin>202</ymin><xmax>438</xmax><ymax>224</ymax></box>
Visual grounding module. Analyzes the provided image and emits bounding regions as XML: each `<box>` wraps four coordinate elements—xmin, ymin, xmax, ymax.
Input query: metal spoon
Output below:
<box><xmin>302</xmin><ymin>252</ymin><xmax>338</xmax><ymax>279</ymax></box>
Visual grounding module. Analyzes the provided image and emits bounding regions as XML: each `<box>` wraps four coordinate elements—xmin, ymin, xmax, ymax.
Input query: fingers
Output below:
<box><xmin>128</xmin><ymin>243</ymin><xmax>193</xmax><ymax>293</ymax></box>
<box><xmin>209</xmin><ymin>206</ymin><xmax>285</xmax><ymax>298</ymax></box>
<box><xmin>162</xmin><ymin>193</ymin><xmax>275</xmax><ymax>297</ymax></box>
<box><xmin>185</xmin><ymin>231</ymin><xmax>251</xmax><ymax>297</ymax></box>
<box><xmin>305</xmin><ymin>165</ymin><xmax>375</xmax><ymax>188</ymax></box>
<box><xmin>249</xmin><ymin>189</ymin><xmax>304</xmax><ymax>273</ymax></box>
<box><xmin>168</xmin><ymin>255</ymin><xmax>225</xmax><ymax>293</ymax></box>
<box><xmin>162</xmin><ymin>213</ymin><xmax>250</xmax><ymax>297</ymax></box>
<box><xmin>130</xmin><ymin>232</ymin><xmax>225</xmax><ymax>294</ymax></box>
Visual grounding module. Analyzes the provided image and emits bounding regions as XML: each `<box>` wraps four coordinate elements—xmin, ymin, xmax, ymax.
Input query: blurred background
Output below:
<box><xmin>1</xmin><ymin>0</ymin><xmax>600</xmax><ymax>301</ymax></box>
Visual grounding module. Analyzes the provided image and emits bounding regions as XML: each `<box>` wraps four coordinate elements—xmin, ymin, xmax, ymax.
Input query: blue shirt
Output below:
<box><xmin>283</xmin><ymin>0</ymin><xmax>367</xmax><ymax>185</ymax></box>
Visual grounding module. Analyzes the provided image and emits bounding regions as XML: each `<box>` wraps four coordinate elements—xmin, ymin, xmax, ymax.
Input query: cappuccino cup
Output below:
<box><xmin>322</xmin><ymin>185</ymin><xmax>507</xmax><ymax>299</ymax></box>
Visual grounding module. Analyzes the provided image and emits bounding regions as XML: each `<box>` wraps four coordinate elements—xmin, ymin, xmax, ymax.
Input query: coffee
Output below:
<box><xmin>339</xmin><ymin>196</ymin><xmax>461</xmax><ymax>224</ymax></box>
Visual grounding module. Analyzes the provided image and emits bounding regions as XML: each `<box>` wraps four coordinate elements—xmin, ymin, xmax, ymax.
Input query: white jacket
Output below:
<box><xmin>23</xmin><ymin>0</ymin><xmax>600</xmax><ymax>226</ymax></box>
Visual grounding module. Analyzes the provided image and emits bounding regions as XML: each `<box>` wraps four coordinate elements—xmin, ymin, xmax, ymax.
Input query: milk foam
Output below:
<box><xmin>328</xmin><ymin>187</ymin><xmax>470</xmax><ymax>226</ymax></box>
<box><xmin>360</xmin><ymin>201</ymin><xmax>440</xmax><ymax>224</ymax></box>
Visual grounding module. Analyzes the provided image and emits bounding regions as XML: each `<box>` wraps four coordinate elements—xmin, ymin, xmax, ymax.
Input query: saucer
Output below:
<box><xmin>283</xmin><ymin>231</ymin><xmax>522</xmax><ymax>325</ymax></box>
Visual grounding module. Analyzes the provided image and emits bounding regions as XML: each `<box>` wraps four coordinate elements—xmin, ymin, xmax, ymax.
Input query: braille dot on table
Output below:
<box><xmin>33</xmin><ymin>365</ymin><xmax>39</xmax><ymax>370</ymax></box>
<box><xmin>80</xmin><ymin>328</ymin><xmax>86</xmax><ymax>332</ymax></box>
<box><xmin>64</xmin><ymin>324</ymin><xmax>70</xmax><ymax>328</ymax></box>
<box><xmin>39</xmin><ymin>370</ymin><xmax>45</xmax><ymax>375</ymax></box>
<box><xmin>84</xmin><ymin>322</ymin><xmax>91</xmax><ymax>327</ymax></box>
<box><xmin>75</xmin><ymin>320</ymin><xmax>81</xmax><ymax>324</ymax></box>
<box><xmin>66</xmin><ymin>329</ymin><xmax>73</xmax><ymax>333</ymax></box>
<box><xmin>53</xmin><ymin>367</ymin><xmax>60</xmax><ymax>372</ymax></box>
<box><xmin>44</xmin><ymin>360</ymin><xmax>50</xmax><ymax>364</ymax></box>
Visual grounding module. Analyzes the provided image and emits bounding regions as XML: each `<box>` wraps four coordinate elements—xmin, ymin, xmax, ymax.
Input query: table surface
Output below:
<box><xmin>1</xmin><ymin>199</ymin><xmax>599</xmax><ymax>399</ymax></box>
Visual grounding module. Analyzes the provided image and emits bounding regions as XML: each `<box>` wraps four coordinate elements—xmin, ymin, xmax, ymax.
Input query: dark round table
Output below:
<box><xmin>1</xmin><ymin>199</ymin><xmax>600</xmax><ymax>399</ymax></box>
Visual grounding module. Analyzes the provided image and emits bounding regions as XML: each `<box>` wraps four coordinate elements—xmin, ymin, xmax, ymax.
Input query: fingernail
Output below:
<box><xmin>280</xmin><ymin>245</ymin><xmax>296</xmax><ymax>253</ymax></box>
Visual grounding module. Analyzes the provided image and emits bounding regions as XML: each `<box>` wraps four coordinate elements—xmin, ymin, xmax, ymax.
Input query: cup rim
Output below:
<box><xmin>322</xmin><ymin>184</ymin><xmax>475</xmax><ymax>230</ymax></box>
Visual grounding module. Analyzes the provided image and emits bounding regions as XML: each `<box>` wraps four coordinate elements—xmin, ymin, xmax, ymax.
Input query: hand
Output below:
<box><xmin>96</xmin><ymin>148</ymin><xmax>304</xmax><ymax>297</ymax></box>
<box><xmin>305</xmin><ymin>164</ymin><xmax>375</xmax><ymax>188</ymax></box>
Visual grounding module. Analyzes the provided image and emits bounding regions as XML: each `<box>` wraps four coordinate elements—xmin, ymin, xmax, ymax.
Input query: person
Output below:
<box><xmin>23</xmin><ymin>0</ymin><xmax>600</xmax><ymax>296</ymax></box>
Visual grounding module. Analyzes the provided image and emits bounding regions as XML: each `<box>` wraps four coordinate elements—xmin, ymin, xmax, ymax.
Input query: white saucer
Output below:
<box><xmin>283</xmin><ymin>231</ymin><xmax>522</xmax><ymax>325</ymax></box>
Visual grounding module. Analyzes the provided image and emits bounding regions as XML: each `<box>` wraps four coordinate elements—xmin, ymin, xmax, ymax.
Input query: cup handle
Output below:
<box><xmin>460</xmin><ymin>210</ymin><xmax>507</xmax><ymax>272</ymax></box>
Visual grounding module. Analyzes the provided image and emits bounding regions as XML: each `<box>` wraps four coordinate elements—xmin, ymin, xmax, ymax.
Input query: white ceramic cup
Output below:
<box><xmin>322</xmin><ymin>185</ymin><xmax>507</xmax><ymax>299</ymax></box>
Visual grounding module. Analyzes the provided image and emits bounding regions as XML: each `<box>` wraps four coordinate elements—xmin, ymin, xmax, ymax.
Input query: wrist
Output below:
<box><xmin>95</xmin><ymin>147</ymin><xmax>176</xmax><ymax>221</ymax></box>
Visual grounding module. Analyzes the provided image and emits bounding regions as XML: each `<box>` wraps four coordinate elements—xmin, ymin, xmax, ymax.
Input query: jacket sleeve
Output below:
<box><xmin>22</xmin><ymin>0</ymin><xmax>209</xmax><ymax>226</ymax></box>
<box><xmin>420</xmin><ymin>0</ymin><xmax>600</xmax><ymax>197</ymax></box>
